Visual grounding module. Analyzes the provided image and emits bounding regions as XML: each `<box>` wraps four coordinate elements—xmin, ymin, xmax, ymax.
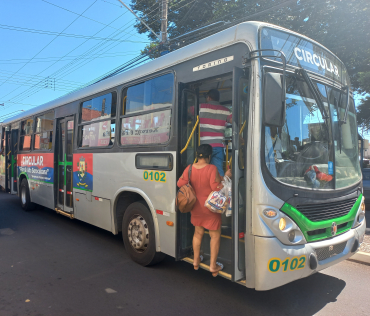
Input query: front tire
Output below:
<box><xmin>122</xmin><ymin>201</ymin><xmax>165</xmax><ymax>266</ymax></box>
<box><xmin>20</xmin><ymin>178</ymin><xmax>35</xmax><ymax>211</ymax></box>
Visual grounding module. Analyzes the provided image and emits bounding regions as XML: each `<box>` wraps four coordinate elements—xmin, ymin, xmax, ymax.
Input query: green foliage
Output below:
<box><xmin>356</xmin><ymin>71</ymin><xmax>370</xmax><ymax>132</ymax></box>
<box><xmin>358</xmin><ymin>72</ymin><xmax>370</xmax><ymax>94</ymax></box>
<box><xmin>140</xmin><ymin>42</ymin><xmax>161</xmax><ymax>59</ymax></box>
<box><xmin>356</xmin><ymin>96</ymin><xmax>370</xmax><ymax>133</ymax></box>
<box><xmin>131</xmin><ymin>0</ymin><xmax>370</xmax><ymax>126</ymax></box>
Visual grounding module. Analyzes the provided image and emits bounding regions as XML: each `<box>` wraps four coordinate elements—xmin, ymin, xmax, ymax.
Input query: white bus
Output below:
<box><xmin>0</xmin><ymin>22</ymin><xmax>366</xmax><ymax>290</ymax></box>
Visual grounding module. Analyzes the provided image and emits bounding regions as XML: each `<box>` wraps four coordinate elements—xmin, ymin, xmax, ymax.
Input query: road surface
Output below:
<box><xmin>1</xmin><ymin>191</ymin><xmax>369</xmax><ymax>316</ymax></box>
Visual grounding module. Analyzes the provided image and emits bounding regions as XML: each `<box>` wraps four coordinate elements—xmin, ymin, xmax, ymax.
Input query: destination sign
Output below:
<box><xmin>260</xmin><ymin>27</ymin><xmax>349</xmax><ymax>86</ymax></box>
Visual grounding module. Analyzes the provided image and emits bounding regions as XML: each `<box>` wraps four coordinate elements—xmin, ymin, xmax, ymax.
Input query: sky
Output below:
<box><xmin>0</xmin><ymin>0</ymin><xmax>154</xmax><ymax>122</ymax></box>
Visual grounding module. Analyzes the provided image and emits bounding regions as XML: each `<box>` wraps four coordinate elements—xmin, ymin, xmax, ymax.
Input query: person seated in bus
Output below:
<box><xmin>199</xmin><ymin>89</ymin><xmax>232</xmax><ymax>176</ymax></box>
<box><xmin>177</xmin><ymin>144</ymin><xmax>232</xmax><ymax>277</ymax></box>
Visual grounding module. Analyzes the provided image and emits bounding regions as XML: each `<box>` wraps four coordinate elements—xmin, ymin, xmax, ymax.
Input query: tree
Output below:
<box><xmin>355</xmin><ymin>71</ymin><xmax>370</xmax><ymax>132</ymax></box>
<box><xmin>131</xmin><ymin>0</ymin><xmax>370</xmax><ymax>114</ymax></box>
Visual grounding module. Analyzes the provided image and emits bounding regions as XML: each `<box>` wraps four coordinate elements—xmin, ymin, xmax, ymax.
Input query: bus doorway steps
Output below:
<box><xmin>55</xmin><ymin>208</ymin><xmax>74</xmax><ymax>219</ymax></box>
<box><xmin>182</xmin><ymin>257</ymin><xmax>232</xmax><ymax>280</ymax></box>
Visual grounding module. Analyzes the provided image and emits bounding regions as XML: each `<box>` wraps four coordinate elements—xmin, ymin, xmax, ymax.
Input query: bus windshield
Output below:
<box><xmin>264</xmin><ymin>75</ymin><xmax>361</xmax><ymax>190</ymax></box>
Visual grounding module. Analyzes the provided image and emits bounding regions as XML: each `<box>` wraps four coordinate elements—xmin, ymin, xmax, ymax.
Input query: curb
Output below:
<box><xmin>347</xmin><ymin>251</ymin><xmax>370</xmax><ymax>266</ymax></box>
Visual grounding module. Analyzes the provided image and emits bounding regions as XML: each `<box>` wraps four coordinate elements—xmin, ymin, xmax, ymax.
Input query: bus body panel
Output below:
<box><xmin>91</xmin><ymin>152</ymin><xmax>177</xmax><ymax>256</ymax></box>
<box><xmin>254</xmin><ymin>219</ymin><xmax>366</xmax><ymax>291</ymax></box>
<box><xmin>29</xmin><ymin>181</ymin><xmax>54</xmax><ymax>210</ymax></box>
<box><xmin>74</xmin><ymin>192</ymin><xmax>112</xmax><ymax>231</ymax></box>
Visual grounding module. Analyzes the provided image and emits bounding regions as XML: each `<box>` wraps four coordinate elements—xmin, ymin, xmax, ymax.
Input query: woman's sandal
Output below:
<box><xmin>210</xmin><ymin>262</ymin><xmax>224</xmax><ymax>277</ymax></box>
<box><xmin>193</xmin><ymin>255</ymin><xmax>203</xmax><ymax>270</ymax></box>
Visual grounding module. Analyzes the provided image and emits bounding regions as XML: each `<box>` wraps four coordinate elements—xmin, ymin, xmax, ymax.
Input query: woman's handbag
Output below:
<box><xmin>176</xmin><ymin>165</ymin><xmax>197</xmax><ymax>213</ymax></box>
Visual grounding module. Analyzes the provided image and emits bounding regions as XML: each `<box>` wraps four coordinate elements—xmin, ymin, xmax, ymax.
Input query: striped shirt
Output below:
<box><xmin>199</xmin><ymin>101</ymin><xmax>232</xmax><ymax>147</ymax></box>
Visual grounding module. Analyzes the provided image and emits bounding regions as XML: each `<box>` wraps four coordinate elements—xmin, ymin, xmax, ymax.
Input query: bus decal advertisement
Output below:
<box><xmin>17</xmin><ymin>153</ymin><xmax>54</xmax><ymax>183</ymax></box>
<box><xmin>73</xmin><ymin>153</ymin><xmax>93</xmax><ymax>192</ymax></box>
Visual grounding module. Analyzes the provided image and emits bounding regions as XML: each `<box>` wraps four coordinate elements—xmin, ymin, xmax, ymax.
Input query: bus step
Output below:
<box><xmin>237</xmin><ymin>279</ymin><xmax>246</xmax><ymax>286</ymax></box>
<box><xmin>55</xmin><ymin>208</ymin><xmax>74</xmax><ymax>219</ymax></box>
<box><xmin>182</xmin><ymin>257</ymin><xmax>232</xmax><ymax>280</ymax></box>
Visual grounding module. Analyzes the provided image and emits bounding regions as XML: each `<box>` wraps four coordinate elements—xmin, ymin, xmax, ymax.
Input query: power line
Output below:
<box><xmin>1</xmin><ymin>2</ymin><xmax>159</xmax><ymax>105</ymax></box>
<box><xmin>0</xmin><ymin>7</ymin><xmax>134</xmax><ymax>103</ymax></box>
<box><xmin>41</xmin><ymin>0</ymin><xmax>145</xmax><ymax>40</ymax></box>
<box><xmin>0</xmin><ymin>24</ymin><xmax>149</xmax><ymax>43</ymax></box>
<box><xmin>0</xmin><ymin>69</ymin><xmax>83</xmax><ymax>85</ymax></box>
<box><xmin>0</xmin><ymin>0</ymin><xmax>98</xmax><ymax>91</ymax></box>
<box><xmin>5</xmin><ymin>8</ymin><xmax>163</xmax><ymax>104</ymax></box>
<box><xmin>0</xmin><ymin>52</ymin><xmax>139</xmax><ymax>65</ymax></box>
<box><xmin>1</xmin><ymin>0</ymin><xmax>162</xmax><ymax>106</ymax></box>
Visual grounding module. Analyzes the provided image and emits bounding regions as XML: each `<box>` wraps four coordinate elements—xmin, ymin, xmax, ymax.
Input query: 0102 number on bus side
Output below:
<box><xmin>143</xmin><ymin>170</ymin><xmax>166</xmax><ymax>183</ymax></box>
<box><xmin>268</xmin><ymin>255</ymin><xmax>306</xmax><ymax>273</ymax></box>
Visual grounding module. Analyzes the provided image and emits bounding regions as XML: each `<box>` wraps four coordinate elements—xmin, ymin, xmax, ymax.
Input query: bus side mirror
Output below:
<box><xmin>263</xmin><ymin>72</ymin><xmax>286</xmax><ymax>127</ymax></box>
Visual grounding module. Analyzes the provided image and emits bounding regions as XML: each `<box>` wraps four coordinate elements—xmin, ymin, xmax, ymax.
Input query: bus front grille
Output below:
<box><xmin>296</xmin><ymin>198</ymin><xmax>357</xmax><ymax>222</ymax></box>
<box><xmin>315</xmin><ymin>241</ymin><xmax>347</xmax><ymax>262</ymax></box>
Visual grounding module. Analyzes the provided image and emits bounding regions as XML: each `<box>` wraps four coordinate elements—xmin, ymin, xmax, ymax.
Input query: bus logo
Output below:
<box><xmin>193</xmin><ymin>56</ymin><xmax>234</xmax><ymax>72</ymax></box>
<box><xmin>331</xmin><ymin>222</ymin><xmax>337</xmax><ymax>236</ymax></box>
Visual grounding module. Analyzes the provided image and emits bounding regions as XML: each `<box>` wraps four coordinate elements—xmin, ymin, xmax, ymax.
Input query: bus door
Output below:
<box><xmin>0</xmin><ymin>128</ymin><xmax>6</xmax><ymax>190</ymax></box>
<box><xmin>56</xmin><ymin>116</ymin><xmax>74</xmax><ymax>214</ymax></box>
<box><xmin>231</xmin><ymin>67</ymin><xmax>249</xmax><ymax>281</ymax></box>
<box><xmin>176</xmin><ymin>86</ymin><xmax>198</xmax><ymax>259</ymax></box>
<box><xmin>6</xmin><ymin>127</ymin><xmax>11</xmax><ymax>192</ymax></box>
<box><xmin>10</xmin><ymin>126</ymin><xmax>19</xmax><ymax>194</ymax></box>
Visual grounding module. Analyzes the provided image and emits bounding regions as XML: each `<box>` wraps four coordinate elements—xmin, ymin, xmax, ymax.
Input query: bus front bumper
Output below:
<box><xmin>254</xmin><ymin>218</ymin><xmax>366</xmax><ymax>291</ymax></box>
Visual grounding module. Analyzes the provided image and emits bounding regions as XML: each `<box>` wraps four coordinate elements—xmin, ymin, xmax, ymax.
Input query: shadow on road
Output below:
<box><xmin>0</xmin><ymin>191</ymin><xmax>350</xmax><ymax>316</ymax></box>
<box><xmin>153</xmin><ymin>256</ymin><xmax>345</xmax><ymax>316</ymax></box>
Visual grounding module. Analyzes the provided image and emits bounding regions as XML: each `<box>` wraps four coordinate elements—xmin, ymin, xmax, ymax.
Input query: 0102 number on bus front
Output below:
<box><xmin>143</xmin><ymin>171</ymin><xmax>166</xmax><ymax>183</ymax></box>
<box><xmin>267</xmin><ymin>255</ymin><xmax>306</xmax><ymax>273</ymax></box>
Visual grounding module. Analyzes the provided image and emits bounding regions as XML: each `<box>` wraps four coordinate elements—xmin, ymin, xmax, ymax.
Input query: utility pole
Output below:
<box><xmin>160</xmin><ymin>0</ymin><xmax>168</xmax><ymax>43</ymax></box>
<box><xmin>116</xmin><ymin>0</ymin><xmax>162</xmax><ymax>42</ymax></box>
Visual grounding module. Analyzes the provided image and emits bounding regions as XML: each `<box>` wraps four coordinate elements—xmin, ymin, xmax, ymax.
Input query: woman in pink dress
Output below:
<box><xmin>177</xmin><ymin>144</ymin><xmax>231</xmax><ymax>277</ymax></box>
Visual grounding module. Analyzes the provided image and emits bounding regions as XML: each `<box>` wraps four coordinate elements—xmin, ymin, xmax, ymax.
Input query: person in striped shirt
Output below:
<box><xmin>200</xmin><ymin>89</ymin><xmax>232</xmax><ymax>176</ymax></box>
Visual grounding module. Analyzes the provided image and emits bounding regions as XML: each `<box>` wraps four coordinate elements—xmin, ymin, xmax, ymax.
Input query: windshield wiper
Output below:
<box><xmin>295</xmin><ymin>68</ymin><xmax>329</xmax><ymax>120</ymax></box>
<box><xmin>339</xmin><ymin>86</ymin><xmax>350</xmax><ymax>125</ymax></box>
<box><xmin>334</xmin><ymin>96</ymin><xmax>342</xmax><ymax>153</ymax></box>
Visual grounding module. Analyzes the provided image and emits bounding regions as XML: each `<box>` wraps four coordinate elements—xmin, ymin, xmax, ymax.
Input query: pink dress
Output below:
<box><xmin>177</xmin><ymin>164</ymin><xmax>222</xmax><ymax>231</ymax></box>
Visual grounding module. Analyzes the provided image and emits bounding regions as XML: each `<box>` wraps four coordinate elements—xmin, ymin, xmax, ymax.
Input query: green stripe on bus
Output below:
<box><xmin>11</xmin><ymin>154</ymin><xmax>15</xmax><ymax>178</ymax></box>
<box><xmin>18</xmin><ymin>172</ymin><xmax>29</xmax><ymax>180</ymax></box>
<box><xmin>280</xmin><ymin>194</ymin><xmax>362</xmax><ymax>242</ymax></box>
<box><xmin>72</xmin><ymin>186</ymin><xmax>92</xmax><ymax>192</ymax></box>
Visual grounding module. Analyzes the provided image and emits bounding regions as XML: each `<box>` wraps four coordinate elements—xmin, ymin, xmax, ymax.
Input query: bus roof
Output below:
<box><xmin>1</xmin><ymin>21</ymin><xmax>341</xmax><ymax>125</ymax></box>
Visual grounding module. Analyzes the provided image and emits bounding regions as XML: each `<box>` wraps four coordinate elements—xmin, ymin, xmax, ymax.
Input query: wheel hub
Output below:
<box><xmin>127</xmin><ymin>215</ymin><xmax>149</xmax><ymax>253</ymax></box>
<box><xmin>21</xmin><ymin>187</ymin><xmax>26</xmax><ymax>205</ymax></box>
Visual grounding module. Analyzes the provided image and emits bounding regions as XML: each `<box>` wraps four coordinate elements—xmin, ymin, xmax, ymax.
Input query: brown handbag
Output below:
<box><xmin>176</xmin><ymin>165</ymin><xmax>197</xmax><ymax>213</ymax></box>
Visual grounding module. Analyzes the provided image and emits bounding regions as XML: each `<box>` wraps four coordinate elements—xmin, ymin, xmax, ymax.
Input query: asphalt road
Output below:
<box><xmin>1</xmin><ymin>191</ymin><xmax>370</xmax><ymax>316</ymax></box>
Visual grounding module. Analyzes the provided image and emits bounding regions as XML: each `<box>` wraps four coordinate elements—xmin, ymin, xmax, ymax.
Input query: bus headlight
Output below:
<box><xmin>361</xmin><ymin>199</ymin><xmax>366</xmax><ymax>212</ymax></box>
<box><xmin>279</xmin><ymin>218</ymin><xmax>286</xmax><ymax>231</ymax></box>
<box><xmin>260</xmin><ymin>207</ymin><xmax>306</xmax><ymax>245</ymax></box>
<box><xmin>352</xmin><ymin>198</ymin><xmax>366</xmax><ymax>228</ymax></box>
<box><xmin>288</xmin><ymin>230</ymin><xmax>296</xmax><ymax>242</ymax></box>
<box><xmin>263</xmin><ymin>209</ymin><xmax>277</xmax><ymax>218</ymax></box>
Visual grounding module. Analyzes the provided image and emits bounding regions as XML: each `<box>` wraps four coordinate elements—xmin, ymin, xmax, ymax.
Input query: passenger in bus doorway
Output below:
<box><xmin>177</xmin><ymin>144</ymin><xmax>232</xmax><ymax>277</ymax></box>
<box><xmin>200</xmin><ymin>89</ymin><xmax>232</xmax><ymax>176</ymax></box>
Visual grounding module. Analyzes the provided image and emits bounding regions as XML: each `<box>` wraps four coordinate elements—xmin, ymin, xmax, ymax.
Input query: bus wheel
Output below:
<box><xmin>20</xmin><ymin>178</ymin><xmax>35</xmax><ymax>211</ymax></box>
<box><xmin>122</xmin><ymin>201</ymin><xmax>165</xmax><ymax>266</ymax></box>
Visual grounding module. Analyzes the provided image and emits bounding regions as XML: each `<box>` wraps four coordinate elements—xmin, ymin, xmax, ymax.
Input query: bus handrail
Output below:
<box><xmin>180</xmin><ymin>116</ymin><xmax>199</xmax><ymax>154</ymax></box>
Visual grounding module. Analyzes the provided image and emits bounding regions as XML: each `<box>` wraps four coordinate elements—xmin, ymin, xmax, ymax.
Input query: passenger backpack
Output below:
<box><xmin>176</xmin><ymin>165</ymin><xmax>196</xmax><ymax>213</ymax></box>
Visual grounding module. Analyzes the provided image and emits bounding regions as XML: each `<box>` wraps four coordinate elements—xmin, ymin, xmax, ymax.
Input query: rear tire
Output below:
<box><xmin>122</xmin><ymin>201</ymin><xmax>165</xmax><ymax>266</ymax></box>
<box><xmin>20</xmin><ymin>178</ymin><xmax>35</xmax><ymax>211</ymax></box>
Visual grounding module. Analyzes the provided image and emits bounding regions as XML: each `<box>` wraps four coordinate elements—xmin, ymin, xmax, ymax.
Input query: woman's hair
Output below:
<box><xmin>196</xmin><ymin>144</ymin><xmax>213</xmax><ymax>159</ymax></box>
